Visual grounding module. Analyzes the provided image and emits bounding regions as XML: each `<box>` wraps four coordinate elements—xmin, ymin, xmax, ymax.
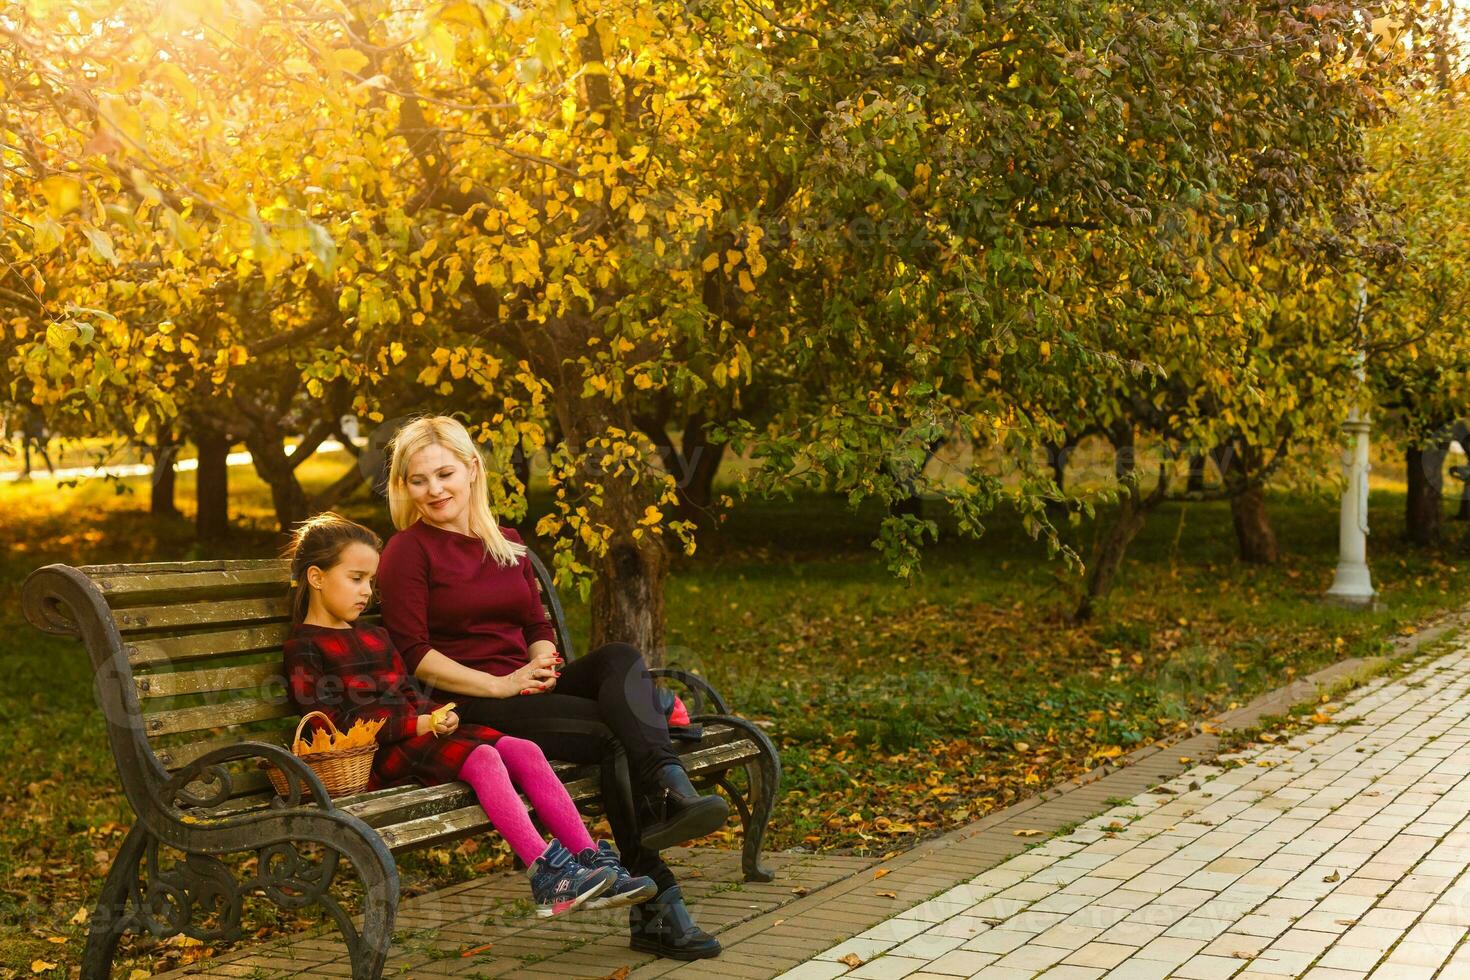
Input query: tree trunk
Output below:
<box><xmin>887</xmin><ymin>434</ymin><xmax>942</xmax><ymax>522</ymax></box>
<box><xmin>195</xmin><ymin>430</ymin><xmax>231</xmax><ymax>541</ymax></box>
<box><xmin>245</xmin><ymin>432</ymin><xmax>311</xmax><ymax>532</ymax></box>
<box><xmin>1110</xmin><ymin>421</ymin><xmax>1135</xmax><ymax>480</ymax></box>
<box><xmin>587</xmin><ymin>465</ymin><xmax>670</xmax><ymax>663</ymax></box>
<box><xmin>563</xmin><ymin>402</ymin><xmax>671</xmax><ymax>662</ymax></box>
<box><xmin>1406</xmin><ymin>445</ymin><xmax>1445</xmax><ymax>547</ymax></box>
<box><xmin>1186</xmin><ymin>454</ymin><xmax>1208</xmax><ymax>494</ymax></box>
<box><xmin>1044</xmin><ymin>440</ymin><xmax>1072</xmax><ymax>528</ymax></box>
<box><xmin>1072</xmin><ymin>472</ymin><xmax>1162</xmax><ymax>624</ymax></box>
<box><xmin>1229</xmin><ymin>483</ymin><xmax>1278</xmax><ymax>563</ymax></box>
<box><xmin>676</xmin><ymin>413</ymin><xmax>726</xmax><ymax>524</ymax></box>
<box><xmin>150</xmin><ymin>428</ymin><xmax>181</xmax><ymax>518</ymax></box>
<box><xmin>509</xmin><ymin>446</ymin><xmax>535</xmax><ymax>538</ymax></box>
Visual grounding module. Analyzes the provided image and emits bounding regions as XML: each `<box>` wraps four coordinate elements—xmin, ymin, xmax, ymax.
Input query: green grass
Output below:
<box><xmin>2</xmin><ymin>453</ymin><xmax>1468</xmax><ymax>974</ymax></box>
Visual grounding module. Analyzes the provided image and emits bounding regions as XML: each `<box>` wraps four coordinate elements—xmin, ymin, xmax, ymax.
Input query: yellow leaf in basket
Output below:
<box><xmin>316</xmin><ymin>729</ymin><xmax>333</xmax><ymax>753</ymax></box>
<box><xmin>337</xmin><ymin>717</ymin><xmax>385</xmax><ymax>750</ymax></box>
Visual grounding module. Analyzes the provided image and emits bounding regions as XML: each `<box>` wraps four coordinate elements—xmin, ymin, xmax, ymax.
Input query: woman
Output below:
<box><xmin>375</xmin><ymin>415</ymin><xmax>728</xmax><ymax>960</ymax></box>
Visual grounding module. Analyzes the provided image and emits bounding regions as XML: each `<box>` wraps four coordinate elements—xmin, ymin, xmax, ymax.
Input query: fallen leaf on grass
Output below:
<box><xmin>839</xmin><ymin>953</ymin><xmax>864</xmax><ymax>968</ymax></box>
<box><xmin>69</xmin><ymin>908</ymin><xmax>88</xmax><ymax>925</ymax></box>
<box><xmin>44</xmin><ymin>937</ymin><xmax>65</xmax><ymax>944</ymax></box>
<box><xmin>29</xmin><ymin>962</ymin><xmax>56</xmax><ymax>975</ymax></box>
<box><xmin>1012</xmin><ymin>829</ymin><xmax>1044</xmax><ymax>837</ymax></box>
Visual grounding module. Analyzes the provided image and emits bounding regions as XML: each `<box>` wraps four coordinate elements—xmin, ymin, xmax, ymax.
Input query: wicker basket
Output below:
<box><xmin>262</xmin><ymin>710</ymin><xmax>376</xmax><ymax>800</ymax></box>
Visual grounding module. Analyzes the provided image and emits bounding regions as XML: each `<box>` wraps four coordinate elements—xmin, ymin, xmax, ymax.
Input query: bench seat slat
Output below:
<box><xmin>374</xmin><ymin>739</ymin><xmax>761</xmax><ymax>852</ymax></box>
<box><xmin>337</xmin><ymin>724</ymin><xmax>744</xmax><ymax>827</ymax></box>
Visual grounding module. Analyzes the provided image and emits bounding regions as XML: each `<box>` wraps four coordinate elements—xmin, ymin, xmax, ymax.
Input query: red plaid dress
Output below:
<box><xmin>283</xmin><ymin>622</ymin><xmax>503</xmax><ymax>790</ymax></box>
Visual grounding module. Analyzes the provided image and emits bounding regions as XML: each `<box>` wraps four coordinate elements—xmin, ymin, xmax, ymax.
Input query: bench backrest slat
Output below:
<box><xmin>153</xmin><ymin>727</ymin><xmax>293</xmax><ymax>771</ymax></box>
<box><xmin>114</xmin><ymin>596</ymin><xmax>292</xmax><ymax>634</ymax></box>
<box><xmin>135</xmin><ymin>662</ymin><xmax>284</xmax><ymax>699</ymax></box>
<box><xmin>91</xmin><ymin>565</ymin><xmax>292</xmax><ymax>604</ymax></box>
<box><xmin>144</xmin><ymin>698</ymin><xmax>298</xmax><ymax>738</ymax></box>
<box><xmin>128</xmin><ymin>624</ymin><xmax>293</xmax><ymax>668</ymax></box>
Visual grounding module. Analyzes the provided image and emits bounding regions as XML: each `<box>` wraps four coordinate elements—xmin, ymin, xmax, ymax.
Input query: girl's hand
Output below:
<box><xmin>415</xmin><ymin>713</ymin><xmax>434</xmax><ymax>737</ymax></box>
<box><xmin>434</xmin><ymin>710</ymin><xmax>459</xmax><ymax>736</ymax></box>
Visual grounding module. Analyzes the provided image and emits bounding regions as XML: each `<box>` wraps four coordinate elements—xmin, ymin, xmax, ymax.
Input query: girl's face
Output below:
<box><xmin>306</xmin><ymin>542</ymin><xmax>379</xmax><ymax>626</ymax></box>
<box><xmin>405</xmin><ymin>443</ymin><xmax>477</xmax><ymax>529</ymax></box>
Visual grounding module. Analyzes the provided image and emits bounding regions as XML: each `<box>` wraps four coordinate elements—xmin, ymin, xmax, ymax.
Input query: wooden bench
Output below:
<box><xmin>22</xmin><ymin>552</ymin><xmax>781</xmax><ymax>980</ymax></box>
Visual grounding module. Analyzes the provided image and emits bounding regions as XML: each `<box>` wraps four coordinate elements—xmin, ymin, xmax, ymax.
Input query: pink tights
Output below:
<box><xmin>457</xmin><ymin>737</ymin><xmax>596</xmax><ymax>865</ymax></box>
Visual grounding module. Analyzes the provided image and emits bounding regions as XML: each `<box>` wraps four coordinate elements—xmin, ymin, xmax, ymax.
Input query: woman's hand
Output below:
<box><xmin>504</xmin><ymin>659</ymin><xmax>558</xmax><ymax>696</ymax></box>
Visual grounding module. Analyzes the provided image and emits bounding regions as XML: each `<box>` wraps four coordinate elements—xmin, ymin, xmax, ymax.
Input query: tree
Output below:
<box><xmin>1363</xmin><ymin>95</ymin><xmax>1470</xmax><ymax>547</ymax></box>
<box><xmin>0</xmin><ymin>0</ymin><xmax>1433</xmax><ymax>649</ymax></box>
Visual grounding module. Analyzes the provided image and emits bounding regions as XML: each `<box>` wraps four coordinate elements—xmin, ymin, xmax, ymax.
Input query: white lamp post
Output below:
<box><xmin>1326</xmin><ymin>285</ymin><xmax>1375</xmax><ymax>607</ymax></box>
<box><xmin>1326</xmin><ymin>401</ymin><xmax>1375</xmax><ymax>606</ymax></box>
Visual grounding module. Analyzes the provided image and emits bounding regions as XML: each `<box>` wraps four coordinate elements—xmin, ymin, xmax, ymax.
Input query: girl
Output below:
<box><xmin>281</xmin><ymin>512</ymin><xmax>656</xmax><ymax>917</ymax></box>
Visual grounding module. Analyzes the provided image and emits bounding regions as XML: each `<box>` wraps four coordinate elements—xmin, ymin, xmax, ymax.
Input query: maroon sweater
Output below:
<box><xmin>376</xmin><ymin>522</ymin><xmax>557</xmax><ymax>676</ymax></box>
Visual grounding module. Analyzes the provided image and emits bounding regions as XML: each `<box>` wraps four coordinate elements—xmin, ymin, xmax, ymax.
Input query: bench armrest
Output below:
<box><xmin>163</xmin><ymin>741</ymin><xmax>334</xmax><ymax>819</ymax></box>
<box><xmin>649</xmin><ymin>667</ymin><xmax>730</xmax><ymax>716</ymax></box>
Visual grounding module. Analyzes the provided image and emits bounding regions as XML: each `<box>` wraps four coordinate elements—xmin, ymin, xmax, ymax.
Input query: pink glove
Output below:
<box><xmin>668</xmin><ymin>695</ymin><xmax>691</xmax><ymax>727</ymax></box>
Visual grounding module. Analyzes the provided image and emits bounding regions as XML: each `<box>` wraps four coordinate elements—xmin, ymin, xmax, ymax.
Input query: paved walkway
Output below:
<box><xmin>151</xmin><ymin>615</ymin><xmax>1468</xmax><ymax>980</ymax></box>
<box><xmin>783</xmin><ymin>634</ymin><xmax>1470</xmax><ymax>980</ymax></box>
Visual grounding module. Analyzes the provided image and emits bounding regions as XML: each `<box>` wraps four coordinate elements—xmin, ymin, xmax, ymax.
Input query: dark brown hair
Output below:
<box><xmin>281</xmin><ymin>512</ymin><xmax>383</xmax><ymax>624</ymax></box>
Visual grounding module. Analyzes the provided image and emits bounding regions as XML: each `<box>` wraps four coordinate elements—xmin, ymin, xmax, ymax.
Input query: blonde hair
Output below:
<box><xmin>386</xmin><ymin>415</ymin><xmax>525</xmax><ymax>567</ymax></box>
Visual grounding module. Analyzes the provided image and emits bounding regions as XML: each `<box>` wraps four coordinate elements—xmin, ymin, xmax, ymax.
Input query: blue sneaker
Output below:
<box><xmin>527</xmin><ymin>840</ymin><xmax>616</xmax><ymax>917</ymax></box>
<box><xmin>577</xmin><ymin>841</ymin><xmax>658</xmax><ymax>910</ymax></box>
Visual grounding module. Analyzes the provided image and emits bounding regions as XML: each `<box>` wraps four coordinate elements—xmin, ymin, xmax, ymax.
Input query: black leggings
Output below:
<box><xmin>456</xmin><ymin>642</ymin><xmax>681</xmax><ymax>891</ymax></box>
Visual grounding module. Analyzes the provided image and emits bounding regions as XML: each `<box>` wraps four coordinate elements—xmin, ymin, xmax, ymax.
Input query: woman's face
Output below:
<box><xmin>405</xmin><ymin>443</ymin><xmax>477</xmax><ymax>528</ymax></box>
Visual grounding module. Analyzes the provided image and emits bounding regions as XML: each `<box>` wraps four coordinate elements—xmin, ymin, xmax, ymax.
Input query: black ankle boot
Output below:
<box><xmin>639</xmin><ymin>763</ymin><xmax>730</xmax><ymax>851</ymax></box>
<box><xmin>628</xmin><ymin>884</ymin><xmax>721</xmax><ymax>960</ymax></box>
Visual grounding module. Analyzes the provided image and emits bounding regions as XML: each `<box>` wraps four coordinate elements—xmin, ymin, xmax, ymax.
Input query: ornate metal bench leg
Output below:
<box><xmin>82</xmin><ymin>824</ymin><xmax>148</xmax><ymax>980</ymax></box>
<box><xmin>348</xmin><ymin>858</ymin><xmax>395</xmax><ymax>980</ymax></box>
<box><xmin>695</xmin><ymin>714</ymin><xmax>782</xmax><ymax>883</ymax></box>
<box><xmin>739</xmin><ymin>746</ymin><xmax>780</xmax><ymax>882</ymax></box>
<box><xmin>255</xmin><ymin>826</ymin><xmax>398</xmax><ymax>980</ymax></box>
